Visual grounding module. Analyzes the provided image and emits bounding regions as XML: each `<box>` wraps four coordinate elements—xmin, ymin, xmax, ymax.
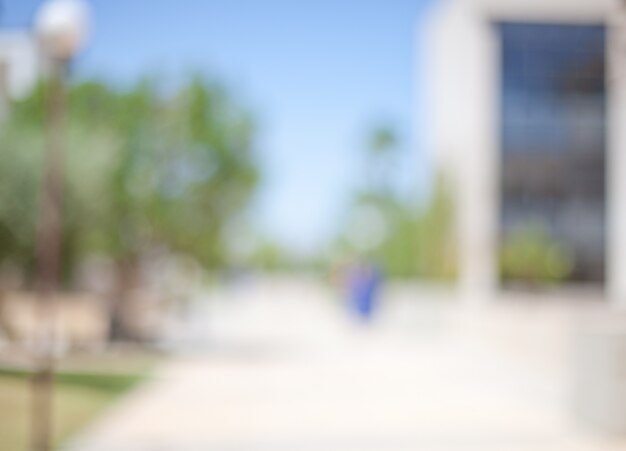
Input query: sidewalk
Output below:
<box><xmin>67</xmin><ymin>278</ymin><xmax>626</xmax><ymax>451</ymax></box>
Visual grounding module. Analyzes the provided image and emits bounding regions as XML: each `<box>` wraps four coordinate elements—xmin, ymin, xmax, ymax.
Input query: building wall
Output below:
<box><xmin>422</xmin><ymin>0</ymin><xmax>626</xmax><ymax>304</ymax></box>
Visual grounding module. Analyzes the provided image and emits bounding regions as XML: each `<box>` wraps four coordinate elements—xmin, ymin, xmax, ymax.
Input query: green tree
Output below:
<box><xmin>0</xmin><ymin>76</ymin><xmax>260</xmax><ymax>340</ymax></box>
<box><xmin>364</xmin><ymin>125</ymin><xmax>398</xmax><ymax>194</ymax></box>
<box><xmin>335</xmin><ymin>121</ymin><xmax>457</xmax><ymax>280</ymax></box>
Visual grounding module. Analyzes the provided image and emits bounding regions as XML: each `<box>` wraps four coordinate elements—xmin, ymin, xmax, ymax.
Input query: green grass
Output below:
<box><xmin>0</xmin><ymin>367</ymin><xmax>144</xmax><ymax>392</ymax></box>
<box><xmin>0</xmin><ymin>356</ymin><xmax>157</xmax><ymax>451</ymax></box>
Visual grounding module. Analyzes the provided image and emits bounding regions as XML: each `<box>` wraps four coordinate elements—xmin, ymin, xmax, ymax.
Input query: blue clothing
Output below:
<box><xmin>350</xmin><ymin>266</ymin><xmax>381</xmax><ymax>320</ymax></box>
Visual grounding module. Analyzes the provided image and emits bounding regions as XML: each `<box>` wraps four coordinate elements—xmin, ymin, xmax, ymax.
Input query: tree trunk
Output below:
<box><xmin>107</xmin><ymin>257</ymin><xmax>140</xmax><ymax>342</ymax></box>
<box><xmin>0</xmin><ymin>288</ymin><xmax>17</xmax><ymax>341</ymax></box>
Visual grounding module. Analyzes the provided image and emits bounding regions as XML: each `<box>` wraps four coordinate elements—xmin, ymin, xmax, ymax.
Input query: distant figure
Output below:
<box><xmin>348</xmin><ymin>263</ymin><xmax>382</xmax><ymax>322</ymax></box>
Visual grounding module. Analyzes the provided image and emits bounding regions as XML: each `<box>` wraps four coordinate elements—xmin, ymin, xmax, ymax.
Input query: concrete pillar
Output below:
<box><xmin>423</xmin><ymin>1</ymin><xmax>501</xmax><ymax>305</ymax></box>
<box><xmin>608</xmin><ymin>8</ymin><xmax>626</xmax><ymax>308</ymax></box>
<box><xmin>457</xmin><ymin>16</ymin><xmax>500</xmax><ymax>305</ymax></box>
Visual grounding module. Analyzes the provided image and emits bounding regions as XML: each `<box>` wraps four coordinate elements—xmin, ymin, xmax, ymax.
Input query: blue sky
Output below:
<box><xmin>2</xmin><ymin>0</ymin><xmax>432</xmax><ymax>255</ymax></box>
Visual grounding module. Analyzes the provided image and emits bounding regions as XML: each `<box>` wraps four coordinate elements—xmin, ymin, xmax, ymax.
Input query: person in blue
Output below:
<box><xmin>348</xmin><ymin>262</ymin><xmax>382</xmax><ymax>322</ymax></box>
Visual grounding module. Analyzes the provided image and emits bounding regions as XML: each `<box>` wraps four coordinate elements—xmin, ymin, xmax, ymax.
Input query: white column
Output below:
<box><xmin>424</xmin><ymin>2</ymin><xmax>500</xmax><ymax>305</ymax></box>
<box><xmin>458</xmin><ymin>17</ymin><xmax>500</xmax><ymax>305</ymax></box>
<box><xmin>607</xmin><ymin>9</ymin><xmax>626</xmax><ymax>308</ymax></box>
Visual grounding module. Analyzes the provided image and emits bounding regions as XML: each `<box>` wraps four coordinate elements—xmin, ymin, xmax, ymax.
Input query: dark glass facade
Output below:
<box><xmin>499</xmin><ymin>23</ymin><xmax>606</xmax><ymax>282</ymax></box>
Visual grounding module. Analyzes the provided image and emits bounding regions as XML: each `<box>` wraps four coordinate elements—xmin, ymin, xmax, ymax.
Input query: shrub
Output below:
<box><xmin>500</xmin><ymin>225</ymin><xmax>573</xmax><ymax>286</ymax></box>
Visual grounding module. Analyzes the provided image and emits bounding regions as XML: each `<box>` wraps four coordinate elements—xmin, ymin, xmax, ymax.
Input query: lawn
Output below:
<box><xmin>0</xmin><ymin>351</ymin><xmax>160</xmax><ymax>450</ymax></box>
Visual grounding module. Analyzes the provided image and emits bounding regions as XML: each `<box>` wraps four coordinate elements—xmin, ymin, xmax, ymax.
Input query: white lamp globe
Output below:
<box><xmin>35</xmin><ymin>0</ymin><xmax>91</xmax><ymax>60</ymax></box>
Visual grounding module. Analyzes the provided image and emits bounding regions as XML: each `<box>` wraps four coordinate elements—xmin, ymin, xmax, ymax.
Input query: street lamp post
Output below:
<box><xmin>31</xmin><ymin>1</ymin><xmax>89</xmax><ymax>450</ymax></box>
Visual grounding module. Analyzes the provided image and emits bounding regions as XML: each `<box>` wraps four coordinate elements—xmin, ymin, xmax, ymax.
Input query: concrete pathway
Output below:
<box><xmin>67</xmin><ymin>278</ymin><xmax>626</xmax><ymax>450</ymax></box>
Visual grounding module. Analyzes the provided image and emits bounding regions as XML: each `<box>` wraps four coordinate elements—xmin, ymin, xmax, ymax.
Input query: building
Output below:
<box><xmin>422</xmin><ymin>0</ymin><xmax>626</xmax><ymax>305</ymax></box>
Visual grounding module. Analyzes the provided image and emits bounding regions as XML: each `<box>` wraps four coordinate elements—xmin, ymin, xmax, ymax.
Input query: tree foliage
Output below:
<box><xmin>0</xmin><ymin>76</ymin><xmax>260</xmax><ymax>286</ymax></box>
<box><xmin>335</xmin><ymin>124</ymin><xmax>456</xmax><ymax>280</ymax></box>
<box><xmin>500</xmin><ymin>225</ymin><xmax>573</xmax><ymax>285</ymax></box>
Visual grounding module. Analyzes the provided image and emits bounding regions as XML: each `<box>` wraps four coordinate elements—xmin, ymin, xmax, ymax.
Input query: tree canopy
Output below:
<box><xmin>0</xmin><ymin>76</ymin><xmax>260</xmax><ymax>287</ymax></box>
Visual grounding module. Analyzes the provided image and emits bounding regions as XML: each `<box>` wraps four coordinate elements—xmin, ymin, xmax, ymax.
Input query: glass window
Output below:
<box><xmin>499</xmin><ymin>23</ymin><xmax>606</xmax><ymax>283</ymax></box>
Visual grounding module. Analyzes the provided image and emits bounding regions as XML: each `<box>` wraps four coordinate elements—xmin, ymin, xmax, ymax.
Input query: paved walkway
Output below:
<box><xmin>67</xmin><ymin>278</ymin><xmax>626</xmax><ymax>450</ymax></box>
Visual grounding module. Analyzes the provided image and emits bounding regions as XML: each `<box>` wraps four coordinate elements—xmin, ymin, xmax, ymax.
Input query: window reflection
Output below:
<box><xmin>499</xmin><ymin>23</ymin><xmax>606</xmax><ymax>283</ymax></box>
